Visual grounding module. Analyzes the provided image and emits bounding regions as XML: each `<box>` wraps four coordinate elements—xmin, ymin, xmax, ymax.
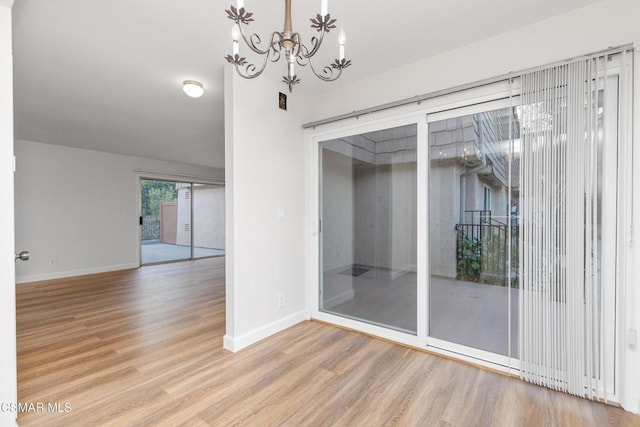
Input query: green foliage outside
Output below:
<box><xmin>480</xmin><ymin>234</ymin><xmax>508</xmax><ymax>286</ymax></box>
<box><xmin>456</xmin><ymin>231</ymin><xmax>481</xmax><ymax>281</ymax></box>
<box><xmin>141</xmin><ymin>180</ymin><xmax>178</xmax><ymax>217</ymax></box>
<box><xmin>457</xmin><ymin>230</ymin><xmax>520</xmax><ymax>287</ymax></box>
<box><xmin>480</xmin><ymin>233</ymin><xmax>519</xmax><ymax>287</ymax></box>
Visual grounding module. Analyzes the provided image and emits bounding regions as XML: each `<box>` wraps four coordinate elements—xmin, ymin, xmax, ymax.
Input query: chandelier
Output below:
<box><xmin>224</xmin><ymin>0</ymin><xmax>351</xmax><ymax>92</ymax></box>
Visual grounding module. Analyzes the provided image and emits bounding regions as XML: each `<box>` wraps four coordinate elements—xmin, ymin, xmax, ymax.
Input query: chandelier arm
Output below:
<box><xmin>292</xmin><ymin>31</ymin><xmax>325</xmax><ymax>60</ymax></box>
<box><xmin>296</xmin><ymin>42</ymin><xmax>345</xmax><ymax>82</ymax></box>
<box><xmin>267</xmin><ymin>32</ymin><xmax>283</xmax><ymax>63</ymax></box>
<box><xmin>295</xmin><ymin>42</ymin><xmax>313</xmax><ymax>66</ymax></box>
<box><xmin>234</xmin><ymin>50</ymin><xmax>272</xmax><ymax>79</ymax></box>
<box><xmin>238</xmin><ymin>24</ymin><xmax>283</xmax><ymax>56</ymax></box>
<box><xmin>306</xmin><ymin>56</ymin><xmax>344</xmax><ymax>82</ymax></box>
<box><xmin>270</xmin><ymin>45</ymin><xmax>283</xmax><ymax>63</ymax></box>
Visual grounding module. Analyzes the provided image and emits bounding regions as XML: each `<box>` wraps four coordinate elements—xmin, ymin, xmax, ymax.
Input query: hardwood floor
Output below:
<box><xmin>16</xmin><ymin>258</ymin><xmax>640</xmax><ymax>426</ymax></box>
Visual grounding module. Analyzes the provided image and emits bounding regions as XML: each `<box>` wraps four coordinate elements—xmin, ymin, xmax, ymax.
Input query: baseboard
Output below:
<box><xmin>16</xmin><ymin>263</ymin><xmax>139</xmax><ymax>284</ymax></box>
<box><xmin>223</xmin><ymin>310</ymin><xmax>308</xmax><ymax>353</ymax></box>
<box><xmin>322</xmin><ymin>289</ymin><xmax>355</xmax><ymax>309</ymax></box>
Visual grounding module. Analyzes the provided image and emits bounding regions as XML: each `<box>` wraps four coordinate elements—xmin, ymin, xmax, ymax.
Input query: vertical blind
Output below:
<box><xmin>518</xmin><ymin>49</ymin><xmax>632</xmax><ymax>400</ymax></box>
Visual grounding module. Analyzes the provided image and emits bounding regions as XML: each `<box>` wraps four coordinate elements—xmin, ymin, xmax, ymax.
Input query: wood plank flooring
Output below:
<box><xmin>16</xmin><ymin>258</ymin><xmax>640</xmax><ymax>426</ymax></box>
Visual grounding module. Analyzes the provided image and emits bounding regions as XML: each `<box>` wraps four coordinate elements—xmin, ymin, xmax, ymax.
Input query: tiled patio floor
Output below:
<box><xmin>324</xmin><ymin>267</ymin><xmax>518</xmax><ymax>357</ymax></box>
<box><xmin>141</xmin><ymin>241</ymin><xmax>225</xmax><ymax>264</ymax></box>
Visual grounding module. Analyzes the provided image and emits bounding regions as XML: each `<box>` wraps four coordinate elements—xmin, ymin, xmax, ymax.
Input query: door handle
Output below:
<box><xmin>15</xmin><ymin>251</ymin><xmax>30</xmax><ymax>262</ymax></box>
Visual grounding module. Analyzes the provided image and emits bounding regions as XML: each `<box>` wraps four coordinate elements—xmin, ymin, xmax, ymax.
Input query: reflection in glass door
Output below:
<box><xmin>428</xmin><ymin>107</ymin><xmax>519</xmax><ymax>357</ymax></box>
<box><xmin>320</xmin><ymin>124</ymin><xmax>418</xmax><ymax>334</ymax></box>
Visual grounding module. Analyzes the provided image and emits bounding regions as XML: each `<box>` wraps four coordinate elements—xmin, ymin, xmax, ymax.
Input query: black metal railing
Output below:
<box><xmin>462</xmin><ymin>210</ymin><xmax>496</xmax><ymax>226</ymax></box>
<box><xmin>455</xmin><ymin>221</ymin><xmax>519</xmax><ymax>286</ymax></box>
<box><xmin>142</xmin><ymin>216</ymin><xmax>160</xmax><ymax>241</ymax></box>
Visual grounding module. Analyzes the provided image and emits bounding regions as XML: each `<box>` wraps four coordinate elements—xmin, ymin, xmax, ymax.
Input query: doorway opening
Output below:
<box><xmin>140</xmin><ymin>179</ymin><xmax>225</xmax><ymax>265</ymax></box>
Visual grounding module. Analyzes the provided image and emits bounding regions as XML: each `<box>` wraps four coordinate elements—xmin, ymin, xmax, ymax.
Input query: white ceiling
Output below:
<box><xmin>12</xmin><ymin>0</ymin><xmax>601</xmax><ymax>169</ymax></box>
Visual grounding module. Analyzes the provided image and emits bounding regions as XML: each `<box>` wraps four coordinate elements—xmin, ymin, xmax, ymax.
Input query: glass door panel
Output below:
<box><xmin>320</xmin><ymin>124</ymin><xmax>418</xmax><ymax>334</ymax></box>
<box><xmin>428</xmin><ymin>107</ymin><xmax>519</xmax><ymax>357</ymax></box>
<box><xmin>140</xmin><ymin>179</ymin><xmax>191</xmax><ymax>264</ymax></box>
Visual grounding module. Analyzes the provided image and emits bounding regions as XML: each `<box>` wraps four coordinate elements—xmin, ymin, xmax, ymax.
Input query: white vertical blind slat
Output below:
<box><xmin>518</xmin><ymin>50</ymin><xmax>630</xmax><ymax>400</ymax></box>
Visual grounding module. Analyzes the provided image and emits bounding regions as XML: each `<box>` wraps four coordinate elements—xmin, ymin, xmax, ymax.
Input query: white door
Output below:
<box><xmin>1</xmin><ymin>2</ymin><xmax>18</xmax><ymax>425</ymax></box>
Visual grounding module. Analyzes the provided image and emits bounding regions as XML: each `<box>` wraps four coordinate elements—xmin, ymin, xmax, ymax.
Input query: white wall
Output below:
<box><xmin>0</xmin><ymin>2</ymin><xmax>17</xmax><ymax>424</ymax></box>
<box><xmin>310</xmin><ymin>0</ymin><xmax>640</xmax><ymax>122</ymax></box>
<box><xmin>223</xmin><ymin>68</ymin><xmax>308</xmax><ymax>351</ymax></box>
<box><xmin>14</xmin><ymin>140</ymin><xmax>224</xmax><ymax>283</ymax></box>
<box><xmin>305</xmin><ymin>0</ymin><xmax>640</xmax><ymax>414</ymax></box>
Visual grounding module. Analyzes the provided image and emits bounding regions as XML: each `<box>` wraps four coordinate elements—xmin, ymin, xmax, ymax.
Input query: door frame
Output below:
<box><xmin>305</xmin><ymin>79</ymin><xmax>523</xmax><ymax>373</ymax></box>
<box><xmin>1</xmin><ymin>1</ymin><xmax>17</xmax><ymax>425</ymax></box>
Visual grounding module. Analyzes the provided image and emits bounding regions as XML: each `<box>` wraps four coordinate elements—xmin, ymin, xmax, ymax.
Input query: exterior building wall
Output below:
<box><xmin>321</xmin><ymin>148</ymin><xmax>355</xmax><ymax>307</ymax></box>
<box><xmin>462</xmin><ymin>174</ymin><xmax>484</xmax><ymax>222</ymax></box>
<box><xmin>176</xmin><ymin>185</ymin><xmax>191</xmax><ymax>246</ymax></box>
<box><xmin>429</xmin><ymin>161</ymin><xmax>461</xmax><ymax>278</ymax></box>
<box><xmin>353</xmin><ymin>162</ymin><xmax>417</xmax><ymax>272</ymax></box>
<box><xmin>159</xmin><ymin>201</ymin><xmax>177</xmax><ymax>244</ymax></box>
<box><xmin>461</xmin><ymin>174</ymin><xmax>509</xmax><ymax>223</ymax></box>
<box><xmin>492</xmin><ymin>185</ymin><xmax>509</xmax><ymax>222</ymax></box>
<box><xmin>193</xmin><ymin>186</ymin><xmax>225</xmax><ymax>250</ymax></box>
<box><xmin>176</xmin><ymin>184</ymin><xmax>225</xmax><ymax>249</ymax></box>
<box><xmin>321</xmin><ymin>148</ymin><xmax>355</xmax><ymax>272</ymax></box>
<box><xmin>321</xmin><ymin>125</ymin><xmax>417</xmax><ymax>274</ymax></box>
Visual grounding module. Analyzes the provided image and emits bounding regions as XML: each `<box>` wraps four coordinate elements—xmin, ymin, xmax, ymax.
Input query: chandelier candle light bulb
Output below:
<box><xmin>232</xmin><ymin>24</ymin><xmax>240</xmax><ymax>55</ymax></box>
<box><xmin>224</xmin><ymin>0</ymin><xmax>351</xmax><ymax>92</ymax></box>
<box><xmin>338</xmin><ymin>28</ymin><xmax>345</xmax><ymax>60</ymax></box>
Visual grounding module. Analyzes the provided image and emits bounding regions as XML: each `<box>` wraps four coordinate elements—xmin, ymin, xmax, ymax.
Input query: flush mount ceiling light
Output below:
<box><xmin>225</xmin><ymin>0</ymin><xmax>351</xmax><ymax>92</ymax></box>
<box><xmin>183</xmin><ymin>80</ymin><xmax>204</xmax><ymax>98</ymax></box>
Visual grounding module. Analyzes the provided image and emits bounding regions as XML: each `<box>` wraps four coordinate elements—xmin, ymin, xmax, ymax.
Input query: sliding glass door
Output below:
<box><xmin>426</xmin><ymin>53</ymin><xmax>623</xmax><ymax>392</ymax></box>
<box><xmin>141</xmin><ymin>179</ymin><xmax>190</xmax><ymax>264</ymax></box>
<box><xmin>313</xmin><ymin>51</ymin><xmax>629</xmax><ymax>403</ymax></box>
<box><xmin>140</xmin><ymin>179</ymin><xmax>225</xmax><ymax>265</ymax></box>
<box><xmin>428</xmin><ymin>104</ymin><xmax>519</xmax><ymax>360</ymax></box>
<box><xmin>319</xmin><ymin>124</ymin><xmax>418</xmax><ymax>334</ymax></box>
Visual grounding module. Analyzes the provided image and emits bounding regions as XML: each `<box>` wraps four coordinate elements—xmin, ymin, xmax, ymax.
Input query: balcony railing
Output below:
<box><xmin>455</xmin><ymin>218</ymin><xmax>519</xmax><ymax>287</ymax></box>
<box><xmin>142</xmin><ymin>216</ymin><xmax>160</xmax><ymax>241</ymax></box>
